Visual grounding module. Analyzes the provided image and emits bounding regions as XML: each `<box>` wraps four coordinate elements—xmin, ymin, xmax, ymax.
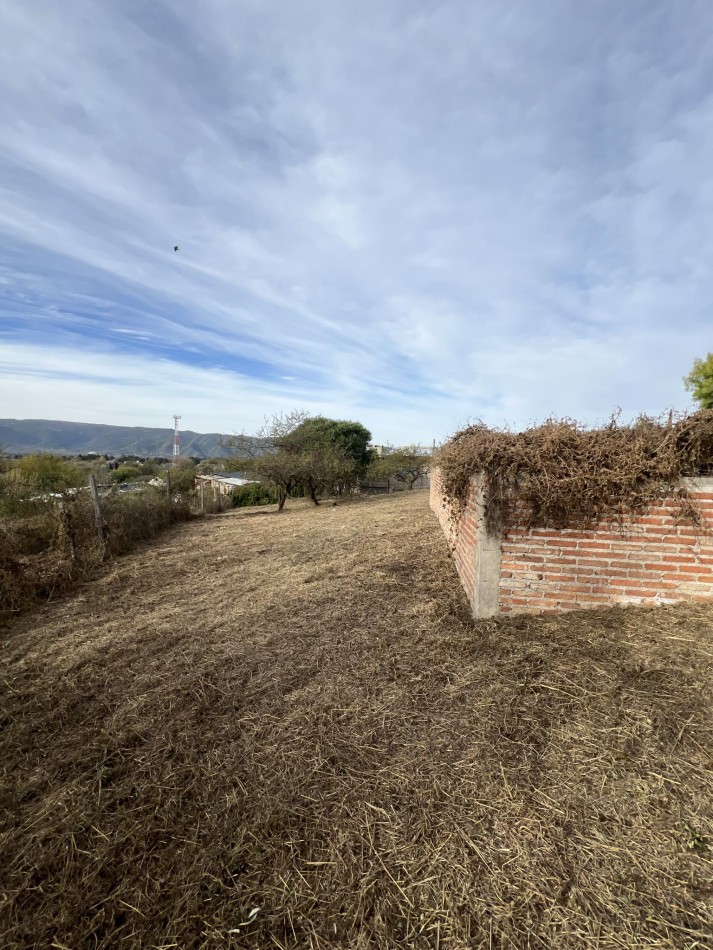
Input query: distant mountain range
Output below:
<box><xmin>0</xmin><ymin>419</ymin><xmax>234</xmax><ymax>458</ymax></box>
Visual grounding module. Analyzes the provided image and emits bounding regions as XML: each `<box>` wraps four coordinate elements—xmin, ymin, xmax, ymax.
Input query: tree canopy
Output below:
<box><xmin>225</xmin><ymin>411</ymin><xmax>372</xmax><ymax>509</ymax></box>
<box><xmin>286</xmin><ymin>417</ymin><xmax>373</xmax><ymax>475</ymax></box>
<box><xmin>684</xmin><ymin>353</ymin><xmax>713</xmax><ymax>410</ymax></box>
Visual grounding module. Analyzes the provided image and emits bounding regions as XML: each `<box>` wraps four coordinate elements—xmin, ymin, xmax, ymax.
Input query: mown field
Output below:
<box><xmin>1</xmin><ymin>491</ymin><xmax>711</xmax><ymax>948</ymax></box>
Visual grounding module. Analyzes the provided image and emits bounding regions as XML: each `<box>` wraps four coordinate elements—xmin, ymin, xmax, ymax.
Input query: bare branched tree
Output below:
<box><xmin>222</xmin><ymin>411</ymin><xmax>363</xmax><ymax>509</ymax></box>
<box><xmin>368</xmin><ymin>445</ymin><xmax>430</xmax><ymax>490</ymax></box>
<box><xmin>221</xmin><ymin>411</ymin><xmax>310</xmax><ymax>511</ymax></box>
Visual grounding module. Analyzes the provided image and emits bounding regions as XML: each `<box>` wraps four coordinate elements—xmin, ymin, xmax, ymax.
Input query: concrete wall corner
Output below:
<box><xmin>470</xmin><ymin>475</ymin><xmax>502</xmax><ymax>618</ymax></box>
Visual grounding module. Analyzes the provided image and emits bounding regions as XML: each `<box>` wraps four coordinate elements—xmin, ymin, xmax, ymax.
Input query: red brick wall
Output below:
<box><xmin>499</xmin><ymin>488</ymin><xmax>713</xmax><ymax>613</ymax></box>
<box><xmin>431</xmin><ymin>469</ymin><xmax>713</xmax><ymax>615</ymax></box>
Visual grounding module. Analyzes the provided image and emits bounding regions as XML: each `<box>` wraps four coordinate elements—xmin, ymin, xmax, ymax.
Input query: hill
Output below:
<box><xmin>0</xmin><ymin>419</ymin><xmax>233</xmax><ymax>458</ymax></box>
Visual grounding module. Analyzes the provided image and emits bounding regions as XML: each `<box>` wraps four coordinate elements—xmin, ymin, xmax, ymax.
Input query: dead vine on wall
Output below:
<box><xmin>437</xmin><ymin>410</ymin><xmax>713</xmax><ymax>534</ymax></box>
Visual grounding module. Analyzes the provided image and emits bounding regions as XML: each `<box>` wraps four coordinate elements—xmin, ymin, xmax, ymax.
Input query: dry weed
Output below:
<box><xmin>0</xmin><ymin>493</ymin><xmax>711</xmax><ymax>948</ymax></box>
<box><xmin>438</xmin><ymin>409</ymin><xmax>713</xmax><ymax>533</ymax></box>
<box><xmin>0</xmin><ymin>488</ymin><xmax>190</xmax><ymax>624</ymax></box>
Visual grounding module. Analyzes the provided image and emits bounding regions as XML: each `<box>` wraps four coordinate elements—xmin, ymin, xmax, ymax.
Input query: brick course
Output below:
<box><xmin>430</xmin><ymin>470</ymin><xmax>713</xmax><ymax>616</ymax></box>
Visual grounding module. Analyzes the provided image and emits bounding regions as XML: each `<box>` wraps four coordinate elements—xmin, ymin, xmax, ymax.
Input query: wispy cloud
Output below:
<box><xmin>1</xmin><ymin>0</ymin><xmax>712</xmax><ymax>441</ymax></box>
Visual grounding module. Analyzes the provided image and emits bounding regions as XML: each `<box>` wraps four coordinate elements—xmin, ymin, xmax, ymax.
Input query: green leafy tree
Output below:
<box><xmin>287</xmin><ymin>417</ymin><xmax>373</xmax><ymax>476</ymax></box>
<box><xmin>295</xmin><ymin>442</ymin><xmax>358</xmax><ymax>504</ymax></box>
<box><xmin>224</xmin><ymin>411</ymin><xmax>310</xmax><ymax>511</ymax></box>
<box><xmin>282</xmin><ymin>416</ymin><xmax>370</xmax><ymax>503</ymax></box>
<box><xmin>368</xmin><ymin>446</ymin><xmax>430</xmax><ymax>490</ymax></box>
<box><xmin>224</xmin><ymin>411</ymin><xmax>369</xmax><ymax>509</ymax></box>
<box><xmin>684</xmin><ymin>353</ymin><xmax>713</xmax><ymax>409</ymax></box>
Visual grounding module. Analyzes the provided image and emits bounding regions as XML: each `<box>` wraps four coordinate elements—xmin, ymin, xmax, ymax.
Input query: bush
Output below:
<box><xmin>114</xmin><ymin>465</ymin><xmax>144</xmax><ymax>483</ymax></box>
<box><xmin>231</xmin><ymin>482</ymin><xmax>278</xmax><ymax>507</ymax></box>
<box><xmin>103</xmin><ymin>488</ymin><xmax>190</xmax><ymax>553</ymax></box>
<box><xmin>7</xmin><ymin>454</ymin><xmax>83</xmax><ymax>494</ymax></box>
<box><xmin>165</xmin><ymin>462</ymin><xmax>198</xmax><ymax>494</ymax></box>
<box><xmin>0</xmin><ymin>486</ymin><xmax>191</xmax><ymax>625</ymax></box>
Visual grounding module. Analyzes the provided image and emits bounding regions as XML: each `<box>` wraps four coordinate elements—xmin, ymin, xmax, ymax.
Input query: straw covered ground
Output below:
<box><xmin>1</xmin><ymin>491</ymin><xmax>712</xmax><ymax>949</ymax></box>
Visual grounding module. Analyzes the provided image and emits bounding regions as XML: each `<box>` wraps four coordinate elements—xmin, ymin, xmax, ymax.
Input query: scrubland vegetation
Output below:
<box><xmin>0</xmin><ymin>410</ymin><xmax>383</xmax><ymax>619</ymax></box>
<box><xmin>0</xmin><ymin>452</ymin><xmax>196</xmax><ymax>623</ymax></box>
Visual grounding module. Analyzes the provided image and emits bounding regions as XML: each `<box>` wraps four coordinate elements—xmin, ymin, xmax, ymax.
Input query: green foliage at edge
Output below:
<box><xmin>684</xmin><ymin>353</ymin><xmax>713</xmax><ymax>410</ymax></box>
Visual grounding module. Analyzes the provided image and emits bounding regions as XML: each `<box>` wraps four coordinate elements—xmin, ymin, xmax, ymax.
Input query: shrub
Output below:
<box><xmin>165</xmin><ymin>462</ymin><xmax>198</xmax><ymax>494</ymax></box>
<box><xmin>0</xmin><ymin>486</ymin><xmax>190</xmax><ymax>625</ymax></box>
<box><xmin>231</xmin><ymin>482</ymin><xmax>278</xmax><ymax>507</ymax></box>
<box><xmin>114</xmin><ymin>465</ymin><xmax>144</xmax><ymax>483</ymax></box>
<box><xmin>7</xmin><ymin>454</ymin><xmax>83</xmax><ymax>494</ymax></box>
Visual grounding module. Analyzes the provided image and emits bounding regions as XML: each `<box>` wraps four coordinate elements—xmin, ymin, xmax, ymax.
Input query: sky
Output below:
<box><xmin>1</xmin><ymin>0</ymin><xmax>712</xmax><ymax>445</ymax></box>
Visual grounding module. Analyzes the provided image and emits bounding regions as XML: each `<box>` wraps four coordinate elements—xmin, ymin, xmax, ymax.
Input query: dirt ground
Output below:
<box><xmin>1</xmin><ymin>491</ymin><xmax>712</xmax><ymax>949</ymax></box>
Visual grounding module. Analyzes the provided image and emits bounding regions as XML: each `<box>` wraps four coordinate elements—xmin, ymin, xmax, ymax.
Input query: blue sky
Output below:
<box><xmin>1</xmin><ymin>0</ymin><xmax>712</xmax><ymax>443</ymax></box>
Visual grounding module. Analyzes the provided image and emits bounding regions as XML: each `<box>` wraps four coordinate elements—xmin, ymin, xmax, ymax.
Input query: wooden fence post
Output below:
<box><xmin>166</xmin><ymin>468</ymin><xmax>172</xmax><ymax>515</ymax></box>
<box><xmin>88</xmin><ymin>474</ymin><xmax>107</xmax><ymax>555</ymax></box>
<box><xmin>200</xmin><ymin>481</ymin><xmax>205</xmax><ymax>515</ymax></box>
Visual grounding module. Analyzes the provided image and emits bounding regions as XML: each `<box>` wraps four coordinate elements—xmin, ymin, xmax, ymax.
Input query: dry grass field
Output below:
<box><xmin>1</xmin><ymin>491</ymin><xmax>712</xmax><ymax>948</ymax></box>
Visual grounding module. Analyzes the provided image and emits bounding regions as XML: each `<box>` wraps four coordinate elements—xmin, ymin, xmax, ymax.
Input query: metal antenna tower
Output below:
<box><xmin>173</xmin><ymin>415</ymin><xmax>181</xmax><ymax>464</ymax></box>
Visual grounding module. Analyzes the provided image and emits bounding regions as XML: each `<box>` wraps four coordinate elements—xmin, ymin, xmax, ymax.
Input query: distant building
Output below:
<box><xmin>195</xmin><ymin>472</ymin><xmax>256</xmax><ymax>496</ymax></box>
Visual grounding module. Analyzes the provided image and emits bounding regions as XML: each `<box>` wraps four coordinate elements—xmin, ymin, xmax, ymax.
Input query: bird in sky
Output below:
<box><xmin>173</xmin><ymin>245</ymin><xmax>179</xmax><ymax>252</ymax></box>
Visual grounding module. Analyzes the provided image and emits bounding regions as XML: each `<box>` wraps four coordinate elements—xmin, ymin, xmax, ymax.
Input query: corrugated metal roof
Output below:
<box><xmin>197</xmin><ymin>474</ymin><xmax>256</xmax><ymax>487</ymax></box>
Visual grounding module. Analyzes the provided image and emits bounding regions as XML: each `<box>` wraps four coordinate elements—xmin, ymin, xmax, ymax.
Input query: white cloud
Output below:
<box><xmin>0</xmin><ymin>0</ymin><xmax>712</xmax><ymax>441</ymax></box>
<box><xmin>0</xmin><ymin>341</ymin><xmax>457</xmax><ymax>443</ymax></box>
